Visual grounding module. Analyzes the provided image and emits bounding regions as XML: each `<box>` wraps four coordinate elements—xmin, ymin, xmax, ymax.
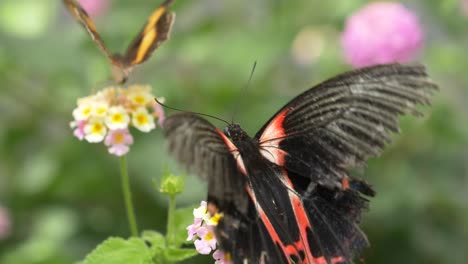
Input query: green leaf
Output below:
<box><xmin>142</xmin><ymin>230</ymin><xmax>166</xmax><ymax>247</ymax></box>
<box><xmin>164</xmin><ymin>248</ymin><xmax>199</xmax><ymax>262</ymax></box>
<box><xmin>141</xmin><ymin>230</ymin><xmax>166</xmax><ymax>256</ymax></box>
<box><xmin>84</xmin><ymin>237</ymin><xmax>152</xmax><ymax>264</ymax></box>
<box><xmin>173</xmin><ymin>206</ymin><xmax>196</xmax><ymax>247</ymax></box>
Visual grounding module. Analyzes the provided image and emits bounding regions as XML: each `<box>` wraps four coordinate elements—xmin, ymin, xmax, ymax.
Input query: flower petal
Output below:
<box><xmin>194</xmin><ymin>239</ymin><xmax>213</xmax><ymax>255</ymax></box>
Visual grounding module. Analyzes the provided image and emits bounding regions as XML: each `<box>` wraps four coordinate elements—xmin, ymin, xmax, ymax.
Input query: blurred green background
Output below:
<box><xmin>0</xmin><ymin>0</ymin><xmax>467</xmax><ymax>263</ymax></box>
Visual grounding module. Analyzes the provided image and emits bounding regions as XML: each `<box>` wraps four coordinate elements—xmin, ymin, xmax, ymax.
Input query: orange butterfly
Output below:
<box><xmin>63</xmin><ymin>0</ymin><xmax>175</xmax><ymax>84</ymax></box>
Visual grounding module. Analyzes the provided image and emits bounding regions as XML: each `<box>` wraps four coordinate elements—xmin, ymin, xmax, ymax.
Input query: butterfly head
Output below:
<box><xmin>224</xmin><ymin>124</ymin><xmax>248</xmax><ymax>143</ymax></box>
<box><xmin>110</xmin><ymin>56</ymin><xmax>131</xmax><ymax>84</ymax></box>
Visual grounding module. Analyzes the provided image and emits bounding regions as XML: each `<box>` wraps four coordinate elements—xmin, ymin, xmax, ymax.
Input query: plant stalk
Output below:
<box><xmin>119</xmin><ymin>155</ymin><xmax>138</xmax><ymax>237</ymax></box>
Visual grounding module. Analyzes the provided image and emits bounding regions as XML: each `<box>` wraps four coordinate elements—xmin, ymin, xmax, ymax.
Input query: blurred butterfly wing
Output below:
<box><xmin>123</xmin><ymin>0</ymin><xmax>175</xmax><ymax>66</ymax></box>
<box><xmin>162</xmin><ymin>113</ymin><xmax>247</xmax><ymax>211</ymax></box>
<box><xmin>63</xmin><ymin>0</ymin><xmax>114</xmax><ymax>61</ymax></box>
<box><xmin>256</xmin><ymin>64</ymin><xmax>438</xmax><ymax>189</ymax></box>
<box><xmin>64</xmin><ymin>0</ymin><xmax>175</xmax><ymax>83</ymax></box>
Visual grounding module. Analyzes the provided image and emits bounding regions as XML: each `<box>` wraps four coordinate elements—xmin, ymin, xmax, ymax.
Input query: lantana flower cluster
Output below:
<box><xmin>70</xmin><ymin>85</ymin><xmax>165</xmax><ymax>156</ymax></box>
<box><xmin>187</xmin><ymin>201</ymin><xmax>232</xmax><ymax>264</ymax></box>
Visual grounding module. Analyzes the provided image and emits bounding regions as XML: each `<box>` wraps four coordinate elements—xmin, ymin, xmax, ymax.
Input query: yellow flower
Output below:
<box><xmin>205</xmin><ymin>213</ymin><xmax>223</xmax><ymax>226</ymax></box>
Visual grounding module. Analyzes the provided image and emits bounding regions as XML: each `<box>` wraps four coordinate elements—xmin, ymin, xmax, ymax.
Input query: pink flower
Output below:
<box><xmin>462</xmin><ymin>0</ymin><xmax>468</xmax><ymax>18</ymax></box>
<box><xmin>72</xmin><ymin>120</ymin><xmax>87</xmax><ymax>140</ymax></box>
<box><xmin>187</xmin><ymin>201</ymin><xmax>228</xmax><ymax>259</ymax></box>
<box><xmin>187</xmin><ymin>218</ymin><xmax>202</xmax><ymax>241</ymax></box>
<box><xmin>213</xmin><ymin>249</ymin><xmax>232</xmax><ymax>264</ymax></box>
<box><xmin>0</xmin><ymin>206</ymin><xmax>11</xmax><ymax>240</ymax></box>
<box><xmin>341</xmin><ymin>2</ymin><xmax>424</xmax><ymax>68</ymax></box>
<box><xmin>78</xmin><ymin>0</ymin><xmax>110</xmax><ymax>17</ymax></box>
<box><xmin>153</xmin><ymin>102</ymin><xmax>166</xmax><ymax>127</ymax></box>
<box><xmin>104</xmin><ymin>128</ymin><xmax>134</xmax><ymax>156</ymax></box>
<box><xmin>194</xmin><ymin>225</ymin><xmax>217</xmax><ymax>254</ymax></box>
<box><xmin>187</xmin><ymin>201</ymin><xmax>207</xmax><ymax>240</ymax></box>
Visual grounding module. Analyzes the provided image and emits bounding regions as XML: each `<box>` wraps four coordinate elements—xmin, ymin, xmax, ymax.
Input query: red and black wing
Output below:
<box><xmin>253</xmin><ymin>63</ymin><xmax>437</xmax><ymax>263</ymax></box>
<box><xmin>122</xmin><ymin>0</ymin><xmax>175</xmax><ymax>66</ymax></box>
<box><xmin>256</xmin><ymin>63</ymin><xmax>437</xmax><ymax>189</ymax></box>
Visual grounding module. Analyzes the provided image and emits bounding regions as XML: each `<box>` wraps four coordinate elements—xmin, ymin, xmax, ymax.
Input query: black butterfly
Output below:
<box><xmin>162</xmin><ymin>64</ymin><xmax>438</xmax><ymax>264</ymax></box>
<box><xmin>63</xmin><ymin>0</ymin><xmax>175</xmax><ymax>84</ymax></box>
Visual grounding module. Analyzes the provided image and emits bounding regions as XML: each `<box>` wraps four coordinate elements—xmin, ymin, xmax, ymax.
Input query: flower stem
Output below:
<box><xmin>119</xmin><ymin>155</ymin><xmax>138</xmax><ymax>237</ymax></box>
<box><xmin>166</xmin><ymin>194</ymin><xmax>176</xmax><ymax>246</ymax></box>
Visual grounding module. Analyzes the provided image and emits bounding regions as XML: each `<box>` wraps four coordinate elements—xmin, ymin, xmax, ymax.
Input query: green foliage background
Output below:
<box><xmin>0</xmin><ymin>0</ymin><xmax>467</xmax><ymax>263</ymax></box>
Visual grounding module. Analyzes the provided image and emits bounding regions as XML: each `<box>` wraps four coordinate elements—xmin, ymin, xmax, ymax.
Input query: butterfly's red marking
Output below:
<box><xmin>207</xmin><ymin>201</ymin><xmax>219</xmax><ymax>216</ymax></box>
<box><xmin>245</xmin><ymin>186</ymin><xmax>302</xmax><ymax>263</ymax></box>
<box><xmin>281</xmin><ymin>168</ymin><xmax>347</xmax><ymax>264</ymax></box>
<box><xmin>244</xmin><ymin>169</ymin><xmax>346</xmax><ymax>264</ymax></box>
<box><xmin>282</xmin><ymin>169</ymin><xmax>325</xmax><ymax>264</ymax></box>
<box><xmin>259</xmin><ymin>108</ymin><xmax>290</xmax><ymax>166</ymax></box>
<box><xmin>341</xmin><ymin>177</ymin><xmax>350</xmax><ymax>190</ymax></box>
<box><xmin>216</xmin><ymin>129</ymin><xmax>247</xmax><ymax>175</ymax></box>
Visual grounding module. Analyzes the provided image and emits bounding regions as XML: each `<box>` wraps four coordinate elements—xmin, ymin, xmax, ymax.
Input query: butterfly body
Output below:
<box><xmin>162</xmin><ymin>64</ymin><xmax>438</xmax><ymax>263</ymax></box>
<box><xmin>63</xmin><ymin>0</ymin><xmax>175</xmax><ymax>83</ymax></box>
<box><xmin>214</xmin><ymin>118</ymin><xmax>368</xmax><ymax>264</ymax></box>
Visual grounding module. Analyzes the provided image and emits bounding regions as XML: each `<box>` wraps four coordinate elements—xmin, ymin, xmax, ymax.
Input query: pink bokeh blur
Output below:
<box><xmin>341</xmin><ymin>2</ymin><xmax>424</xmax><ymax>68</ymax></box>
<box><xmin>78</xmin><ymin>0</ymin><xmax>110</xmax><ymax>17</ymax></box>
<box><xmin>0</xmin><ymin>205</ymin><xmax>11</xmax><ymax>240</ymax></box>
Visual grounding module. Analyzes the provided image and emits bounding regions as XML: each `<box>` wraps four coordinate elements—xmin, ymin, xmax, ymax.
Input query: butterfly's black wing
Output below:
<box><xmin>251</xmin><ymin>63</ymin><xmax>437</xmax><ymax>263</ymax></box>
<box><xmin>123</xmin><ymin>0</ymin><xmax>175</xmax><ymax>66</ymax></box>
<box><xmin>256</xmin><ymin>63</ymin><xmax>437</xmax><ymax>189</ymax></box>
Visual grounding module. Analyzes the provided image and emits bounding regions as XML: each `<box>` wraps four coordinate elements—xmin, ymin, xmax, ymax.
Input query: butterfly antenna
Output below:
<box><xmin>154</xmin><ymin>97</ymin><xmax>230</xmax><ymax>126</ymax></box>
<box><xmin>231</xmin><ymin>61</ymin><xmax>257</xmax><ymax>124</ymax></box>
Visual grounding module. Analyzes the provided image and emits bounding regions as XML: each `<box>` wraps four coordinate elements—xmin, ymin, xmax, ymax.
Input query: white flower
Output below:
<box><xmin>92</xmin><ymin>102</ymin><xmax>109</xmax><ymax>117</ymax></box>
<box><xmin>72</xmin><ymin>103</ymin><xmax>93</xmax><ymax>121</ymax></box>
<box><xmin>105</xmin><ymin>106</ymin><xmax>130</xmax><ymax>130</ymax></box>
<box><xmin>127</xmin><ymin>85</ymin><xmax>153</xmax><ymax>106</ymax></box>
<box><xmin>132</xmin><ymin>107</ymin><xmax>155</xmax><ymax>132</ymax></box>
<box><xmin>84</xmin><ymin>119</ymin><xmax>107</xmax><ymax>143</ymax></box>
<box><xmin>193</xmin><ymin>201</ymin><xmax>208</xmax><ymax>219</ymax></box>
